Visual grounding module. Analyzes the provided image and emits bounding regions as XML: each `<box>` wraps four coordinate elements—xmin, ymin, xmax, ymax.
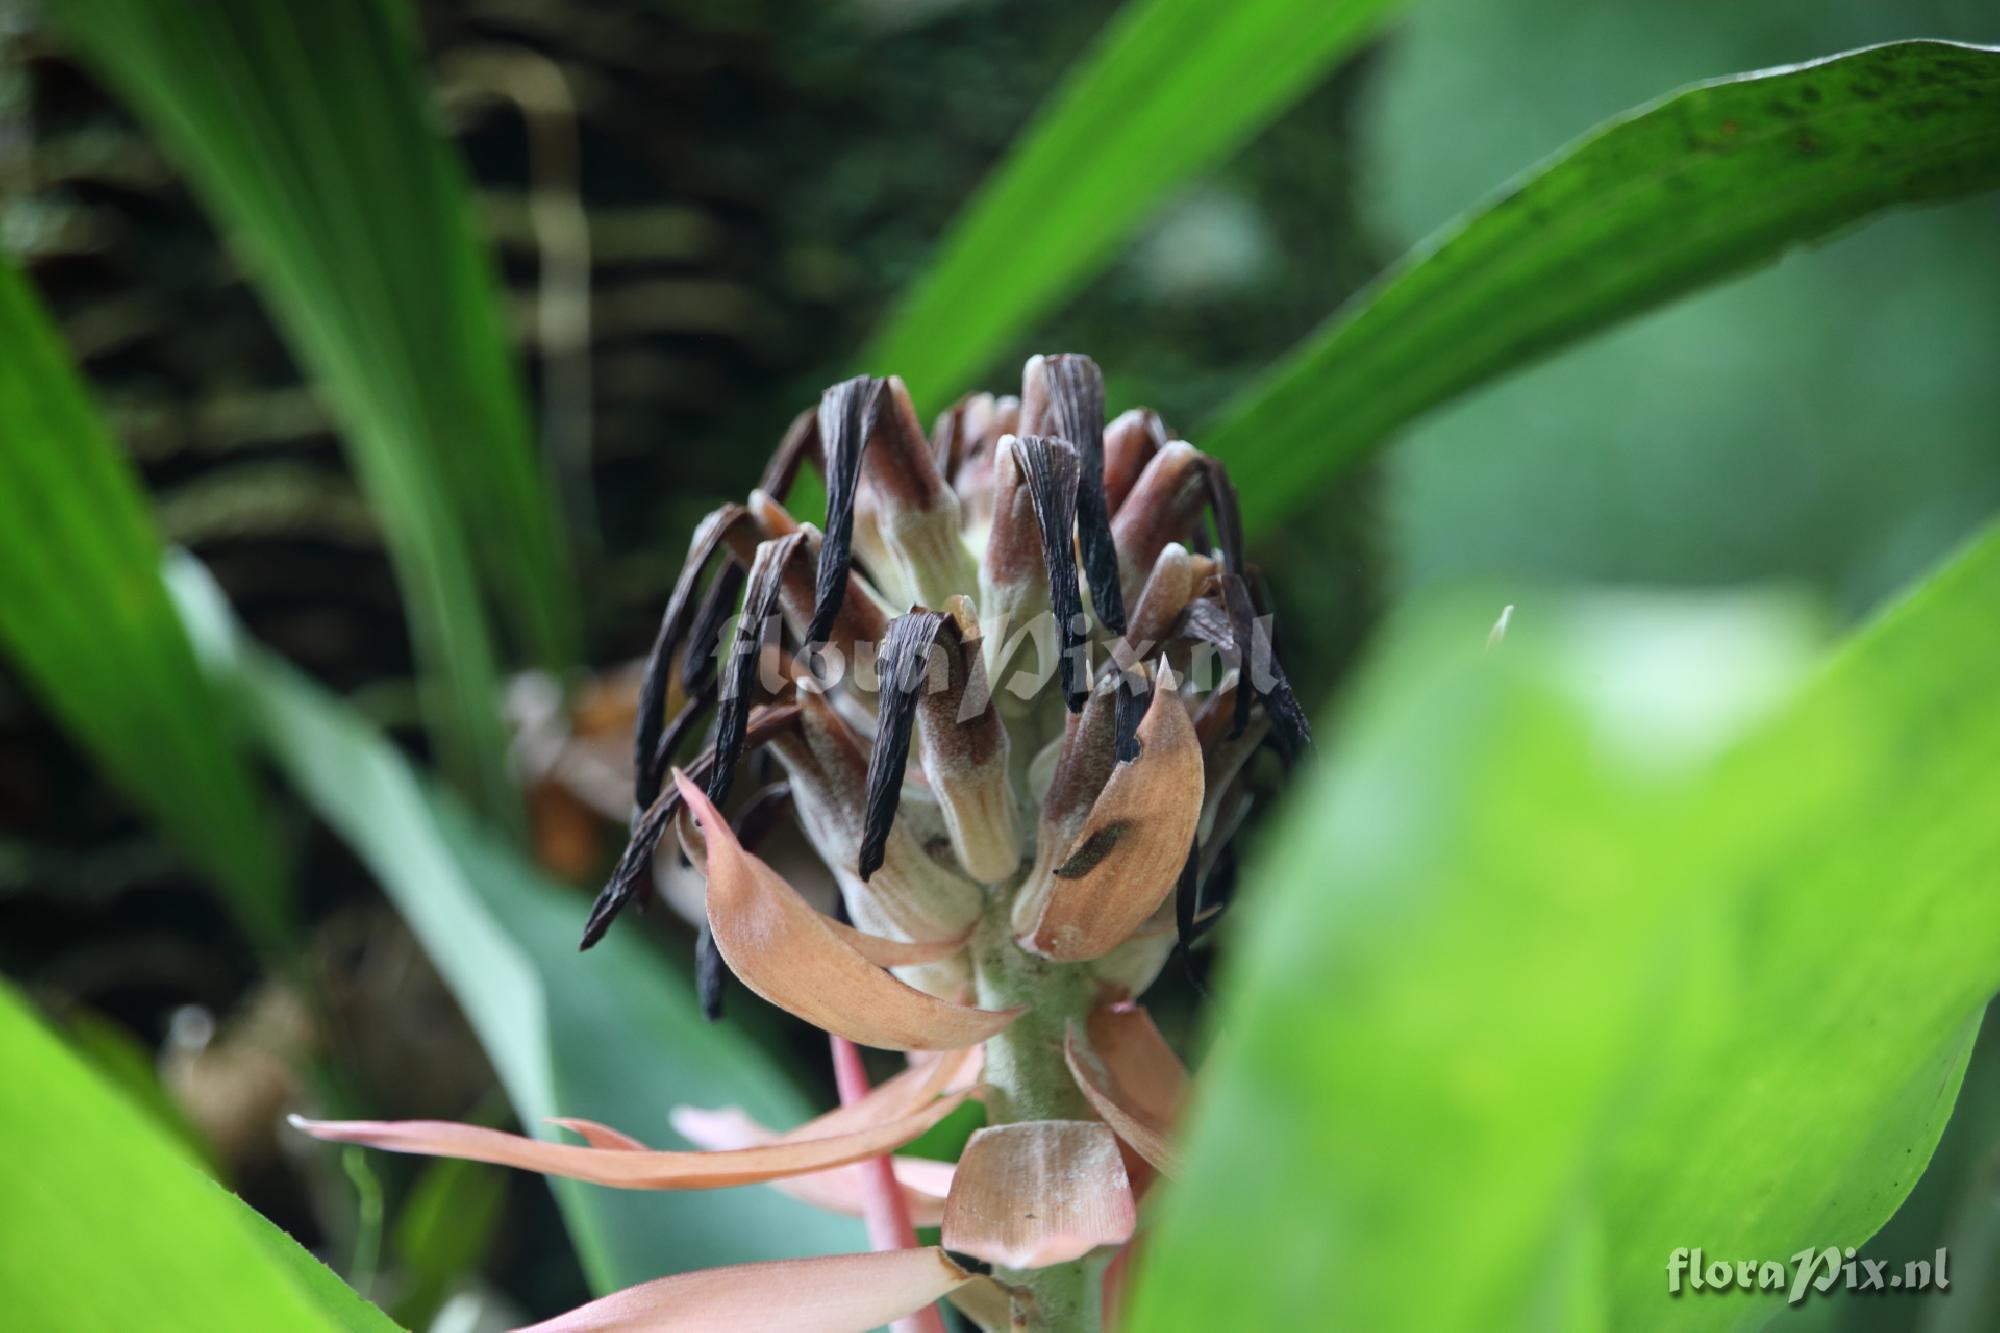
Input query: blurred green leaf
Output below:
<box><xmin>1207</xmin><ymin>39</ymin><xmax>2000</xmax><ymax>533</ymax></box>
<box><xmin>0</xmin><ymin>980</ymin><xmax>398</xmax><ymax>1332</ymax></box>
<box><xmin>0</xmin><ymin>261</ymin><xmax>289</xmax><ymax>946</ymax></box>
<box><xmin>61</xmin><ymin>1007</ymin><xmax>220</xmax><ymax>1175</ymax></box>
<box><xmin>56</xmin><ymin>0</ymin><xmax>575</xmax><ymax>820</ymax></box>
<box><xmin>864</xmin><ymin>0</ymin><xmax>1412</xmax><ymax>409</ymax></box>
<box><xmin>391</xmin><ymin>1147</ymin><xmax>506</xmax><ymax>1328</ymax></box>
<box><xmin>1131</xmin><ymin>520</ymin><xmax>2000</xmax><ymax>1330</ymax></box>
<box><xmin>167</xmin><ymin>558</ymin><xmax>861</xmax><ymax>1293</ymax></box>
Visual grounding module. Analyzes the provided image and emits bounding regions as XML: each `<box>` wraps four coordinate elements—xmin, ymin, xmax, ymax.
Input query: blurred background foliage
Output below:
<box><xmin>0</xmin><ymin>0</ymin><xmax>1994</xmax><ymax>1326</ymax></box>
<box><xmin>1371</xmin><ymin>0</ymin><xmax>2000</xmax><ymax>607</ymax></box>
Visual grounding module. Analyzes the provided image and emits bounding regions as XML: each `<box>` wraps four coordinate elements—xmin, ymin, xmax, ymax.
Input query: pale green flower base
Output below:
<box><xmin>971</xmin><ymin>907</ymin><xmax>1111</xmax><ymax>1330</ymax></box>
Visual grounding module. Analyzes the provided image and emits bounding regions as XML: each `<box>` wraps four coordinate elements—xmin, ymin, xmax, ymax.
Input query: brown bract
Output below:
<box><xmin>942</xmin><ymin>1120</ymin><xmax>1136</xmax><ymax>1270</ymax></box>
<box><xmin>1013</xmin><ymin>684</ymin><xmax>1204</xmax><ymax>962</ymax></box>
<box><xmin>679</xmin><ymin>771</ymin><xmax>1017</xmax><ymax>1050</ymax></box>
<box><xmin>1064</xmin><ymin>1005</ymin><xmax>1189</xmax><ymax>1176</ymax></box>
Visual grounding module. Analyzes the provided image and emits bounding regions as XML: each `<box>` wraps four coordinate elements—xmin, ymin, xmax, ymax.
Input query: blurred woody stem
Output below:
<box><xmin>971</xmin><ymin>901</ymin><xmax>1107</xmax><ymax>1330</ymax></box>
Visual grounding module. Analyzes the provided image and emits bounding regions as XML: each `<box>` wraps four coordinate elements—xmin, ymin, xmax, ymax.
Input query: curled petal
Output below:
<box><xmin>516</xmin><ymin>1247</ymin><xmax>975</xmax><ymax>1333</ymax></box>
<box><xmin>679</xmin><ymin>771</ymin><xmax>1019</xmax><ymax>1050</ymax></box>
<box><xmin>786</xmin><ymin>1046</ymin><xmax>983</xmax><ymax>1141</ymax></box>
<box><xmin>289</xmin><ymin>1089</ymin><xmax>970</xmax><ymax>1191</ymax></box>
<box><xmin>942</xmin><ymin>1121</ymin><xmax>1135</xmax><ymax>1270</ymax></box>
<box><xmin>1063</xmin><ymin>1006</ymin><xmax>1188</xmax><ymax>1176</ymax></box>
<box><xmin>830</xmin><ymin>920</ymin><xmax>971</xmax><ymax>969</ymax></box>
<box><xmin>670</xmin><ymin>1105</ymin><xmax>955</xmax><ymax>1226</ymax></box>
<box><xmin>1015</xmin><ymin>684</ymin><xmax>1205</xmax><ymax>962</ymax></box>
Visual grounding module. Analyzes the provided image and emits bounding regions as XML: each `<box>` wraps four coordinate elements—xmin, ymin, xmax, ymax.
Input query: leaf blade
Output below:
<box><xmin>0</xmin><ymin>981</ymin><xmax>399</xmax><ymax>1333</ymax></box>
<box><xmin>863</xmin><ymin>0</ymin><xmax>1411</xmax><ymax>408</ymax></box>
<box><xmin>0</xmin><ymin>260</ymin><xmax>289</xmax><ymax>945</ymax></box>
<box><xmin>55</xmin><ymin>0</ymin><xmax>575</xmax><ymax>816</ymax></box>
<box><xmin>1205</xmin><ymin>40</ymin><xmax>2000</xmax><ymax>532</ymax></box>
<box><xmin>1130</xmin><ymin>522</ymin><xmax>2000</xmax><ymax>1329</ymax></box>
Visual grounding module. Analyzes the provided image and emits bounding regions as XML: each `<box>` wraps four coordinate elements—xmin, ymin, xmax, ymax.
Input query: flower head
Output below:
<box><xmin>298</xmin><ymin>354</ymin><xmax>1306</xmax><ymax>1331</ymax></box>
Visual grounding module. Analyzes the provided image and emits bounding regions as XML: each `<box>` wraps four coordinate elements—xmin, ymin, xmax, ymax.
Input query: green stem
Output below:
<box><xmin>971</xmin><ymin>905</ymin><xmax>1105</xmax><ymax>1331</ymax></box>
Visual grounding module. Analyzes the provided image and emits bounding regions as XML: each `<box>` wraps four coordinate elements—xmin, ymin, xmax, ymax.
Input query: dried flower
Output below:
<box><xmin>297</xmin><ymin>354</ymin><xmax>1306</xmax><ymax>1332</ymax></box>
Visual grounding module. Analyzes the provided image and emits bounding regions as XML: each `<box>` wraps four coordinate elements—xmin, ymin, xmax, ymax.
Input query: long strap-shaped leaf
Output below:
<box><xmin>863</xmin><ymin>0</ymin><xmax>1412</xmax><ymax>409</ymax></box>
<box><xmin>1204</xmin><ymin>40</ymin><xmax>2000</xmax><ymax>533</ymax></box>
<box><xmin>0</xmin><ymin>982</ymin><xmax>399</xmax><ymax>1332</ymax></box>
<box><xmin>54</xmin><ymin>0</ymin><xmax>574</xmax><ymax>818</ymax></box>
<box><xmin>0</xmin><ymin>262</ymin><xmax>289</xmax><ymax>948</ymax></box>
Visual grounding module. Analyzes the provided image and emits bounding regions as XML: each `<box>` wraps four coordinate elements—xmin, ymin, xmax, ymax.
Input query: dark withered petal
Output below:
<box><xmin>860</xmin><ymin>611</ymin><xmax>949</xmax><ymax>882</ymax></box>
<box><xmin>1029</xmin><ymin>355</ymin><xmax>1124</xmax><ymax>635</ymax></box>
<box><xmin>758</xmin><ymin>407</ymin><xmax>820</xmax><ymax>503</ymax></box>
<box><xmin>582</xmin><ymin>703</ymin><xmax>803</xmax><ymax>950</ymax></box>
<box><xmin>808</xmin><ymin>377</ymin><xmax>884</xmax><ymax>645</ymax></box>
<box><xmin>1175</xmin><ymin>596</ymin><xmax>1234</xmax><ymax>652</ymax></box>
<box><xmin>711</xmin><ymin>534</ymin><xmax>807</xmax><ymax>808</ymax></box>
<box><xmin>1200</xmin><ymin>456</ymin><xmax>1247</xmax><ymax>574</ymax></box>
<box><xmin>633</xmin><ymin>504</ymin><xmax>749</xmax><ymax>808</ymax></box>
<box><xmin>695</xmin><ymin>920</ymin><xmax>726</xmax><ymax>1020</ymax></box>
<box><xmin>1012</xmin><ymin>435</ymin><xmax>1088</xmax><ymax>710</ymax></box>
<box><xmin>681</xmin><ymin>561</ymin><xmax>747</xmax><ymax>697</ymax></box>
<box><xmin>1221</xmin><ymin>570</ymin><xmax>1312</xmax><ymax>758</ymax></box>
<box><xmin>730</xmin><ymin>780</ymin><xmax>794</xmax><ymax>850</ymax></box>
<box><xmin>637</xmin><ymin>693</ymin><xmax>712</xmax><ymax>826</ymax></box>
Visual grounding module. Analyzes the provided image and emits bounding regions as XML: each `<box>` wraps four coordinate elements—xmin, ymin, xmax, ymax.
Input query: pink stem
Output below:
<box><xmin>830</xmin><ymin>1034</ymin><xmax>945</xmax><ymax>1333</ymax></box>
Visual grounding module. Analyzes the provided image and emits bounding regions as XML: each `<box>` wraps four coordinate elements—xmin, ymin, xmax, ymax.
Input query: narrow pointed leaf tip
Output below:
<box><xmin>942</xmin><ymin>1120</ymin><xmax>1136</xmax><ymax>1269</ymax></box>
<box><xmin>1017</xmin><ymin>684</ymin><xmax>1204</xmax><ymax>961</ymax></box>
<box><xmin>675</xmin><ymin>771</ymin><xmax>1018</xmax><ymax>1050</ymax></box>
<box><xmin>515</xmin><ymin>1247</ymin><xmax>976</xmax><ymax>1333</ymax></box>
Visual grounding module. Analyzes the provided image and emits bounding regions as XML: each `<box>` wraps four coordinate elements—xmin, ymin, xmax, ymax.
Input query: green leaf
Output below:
<box><xmin>0</xmin><ymin>980</ymin><xmax>400</xmax><ymax>1332</ymax></box>
<box><xmin>863</xmin><ymin>0</ymin><xmax>1412</xmax><ymax>409</ymax></box>
<box><xmin>54</xmin><ymin>0</ymin><xmax>575</xmax><ymax>819</ymax></box>
<box><xmin>0</xmin><ymin>260</ymin><xmax>289</xmax><ymax>946</ymax></box>
<box><xmin>390</xmin><ymin>1148</ymin><xmax>507</xmax><ymax>1328</ymax></box>
<box><xmin>1129</xmin><ymin>521</ymin><xmax>2000</xmax><ymax>1330</ymax></box>
<box><xmin>167</xmin><ymin>558</ymin><xmax>861</xmax><ymax>1293</ymax></box>
<box><xmin>1206</xmin><ymin>40</ymin><xmax>2000</xmax><ymax>533</ymax></box>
